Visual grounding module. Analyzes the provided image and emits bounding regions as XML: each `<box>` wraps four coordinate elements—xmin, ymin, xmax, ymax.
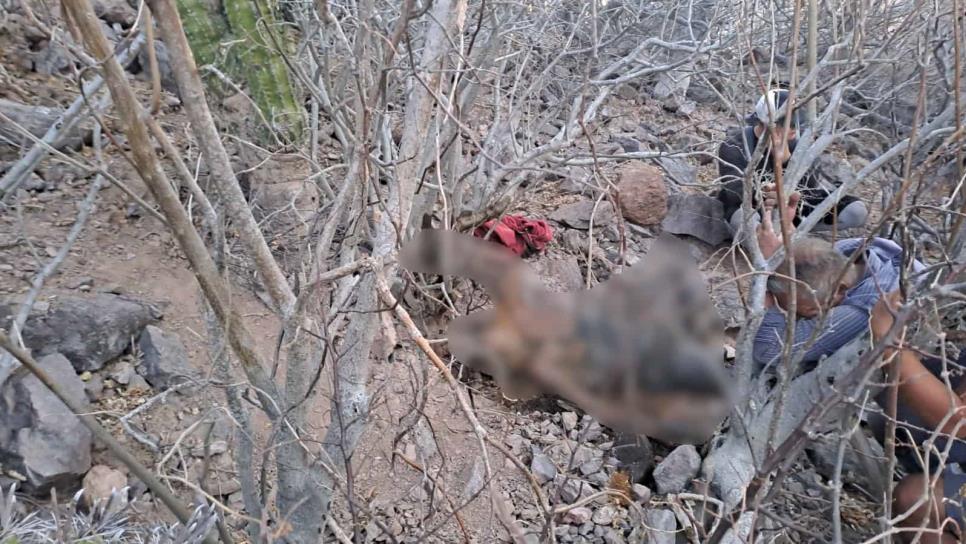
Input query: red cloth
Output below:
<box><xmin>473</xmin><ymin>215</ymin><xmax>553</xmax><ymax>256</ymax></box>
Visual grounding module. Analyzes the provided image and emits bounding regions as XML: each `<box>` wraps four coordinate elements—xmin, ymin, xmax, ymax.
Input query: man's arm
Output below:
<box><xmin>871</xmin><ymin>293</ymin><xmax>966</xmax><ymax>438</ymax></box>
<box><xmin>894</xmin><ymin>350</ymin><xmax>966</xmax><ymax>438</ymax></box>
<box><xmin>717</xmin><ymin>138</ymin><xmax>748</xmax><ymax>220</ymax></box>
<box><xmin>753</xmin><ymin>304</ymin><xmax>870</xmax><ymax>368</ymax></box>
<box><xmin>718</xmin><ymin>138</ymin><xmax>746</xmax><ymax>183</ymax></box>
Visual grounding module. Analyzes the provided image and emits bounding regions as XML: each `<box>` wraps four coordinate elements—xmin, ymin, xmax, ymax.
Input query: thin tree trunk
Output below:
<box><xmin>64</xmin><ymin>0</ymin><xmax>282</xmax><ymax>417</ymax></box>
<box><xmin>147</xmin><ymin>0</ymin><xmax>297</xmax><ymax>316</ymax></box>
<box><xmin>806</xmin><ymin>0</ymin><xmax>818</xmax><ymax>124</ymax></box>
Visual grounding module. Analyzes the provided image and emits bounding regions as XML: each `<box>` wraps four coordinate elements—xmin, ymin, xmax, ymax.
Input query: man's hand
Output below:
<box><xmin>762</xmin><ymin>183</ymin><xmax>799</xmax><ymax>231</ymax></box>
<box><xmin>756</xmin><ymin>184</ymin><xmax>800</xmax><ymax>258</ymax></box>
<box><xmin>870</xmin><ymin>290</ymin><xmax>903</xmax><ymax>341</ymax></box>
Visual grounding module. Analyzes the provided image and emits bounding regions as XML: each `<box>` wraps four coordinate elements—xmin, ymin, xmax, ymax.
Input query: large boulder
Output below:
<box><xmin>652</xmin><ymin>444</ymin><xmax>701</xmax><ymax>494</ymax></box>
<box><xmin>0</xmin><ymin>99</ymin><xmax>89</xmax><ymax>155</ymax></box>
<box><xmin>550</xmin><ymin>199</ymin><xmax>616</xmax><ymax>230</ymax></box>
<box><xmin>0</xmin><ymin>294</ymin><xmax>161</xmax><ymax>373</ymax></box>
<box><xmin>661</xmin><ymin>193</ymin><xmax>730</xmax><ymax>246</ymax></box>
<box><xmin>137</xmin><ymin>40</ymin><xmax>177</xmax><ymax>94</ymax></box>
<box><xmin>137</xmin><ymin>325</ymin><xmax>197</xmax><ymax>390</ymax></box>
<box><xmin>92</xmin><ymin>0</ymin><xmax>136</xmax><ymax>26</ymax></box>
<box><xmin>0</xmin><ymin>353</ymin><xmax>92</xmax><ymax>493</ymax></box>
<box><xmin>611</xmin><ymin>433</ymin><xmax>654</xmax><ymax>483</ymax></box>
<box><xmin>615</xmin><ymin>163</ymin><xmax>667</xmax><ymax>226</ymax></box>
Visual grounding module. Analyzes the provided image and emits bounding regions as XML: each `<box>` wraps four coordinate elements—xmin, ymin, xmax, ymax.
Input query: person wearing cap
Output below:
<box><xmin>716</xmin><ymin>89</ymin><xmax>868</xmax><ymax>241</ymax></box>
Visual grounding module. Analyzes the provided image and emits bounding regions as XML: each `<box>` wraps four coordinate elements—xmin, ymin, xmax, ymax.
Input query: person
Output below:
<box><xmin>751</xmin><ymin>187</ymin><xmax>923</xmax><ymax>371</ymax></box>
<box><xmin>716</xmin><ymin>89</ymin><xmax>868</xmax><ymax>241</ymax></box>
<box><xmin>868</xmin><ymin>293</ymin><xmax>966</xmax><ymax>543</ymax></box>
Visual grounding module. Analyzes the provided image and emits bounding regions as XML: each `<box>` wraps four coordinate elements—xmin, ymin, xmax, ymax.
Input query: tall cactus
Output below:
<box><xmin>175</xmin><ymin>0</ymin><xmax>303</xmax><ymax>144</ymax></box>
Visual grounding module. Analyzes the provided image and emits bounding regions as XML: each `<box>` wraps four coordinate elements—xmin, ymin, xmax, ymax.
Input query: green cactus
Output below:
<box><xmin>175</xmin><ymin>0</ymin><xmax>303</xmax><ymax>144</ymax></box>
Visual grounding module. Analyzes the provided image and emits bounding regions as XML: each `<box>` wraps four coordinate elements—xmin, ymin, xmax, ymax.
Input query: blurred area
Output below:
<box><xmin>400</xmin><ymin>229</ymin><xmax>734</xmax><ymax>444</ymax></box>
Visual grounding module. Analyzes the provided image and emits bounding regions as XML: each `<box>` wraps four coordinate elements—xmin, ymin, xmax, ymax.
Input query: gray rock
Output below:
<box><xmin>657</xmin><ymin>157</ymin><xmax>697</xmax><ymax>187</ymax></box>
<box><xmin>0</xmin><ymin>353</ymin><xmax>92</xmax><ymax>493</ymax></box>
<box><xmin>602</xmin><ymin>528</ymin><xmax>623</xmax><ymax>544</ymax></box>
<box><xmin>138</xmin><ymin>40</ymin><xmax>177</xmax><ymax>94</ymax></box>
<box><xmin>718</xmin><ymin>511</ymin><xmax>754</xmax><ymax>544</ymax></box>
<box><xmin>587</xmin><ymin>471</ymin><xmax>609</xmax><ymax>487</ymax></box>
<box><xmin>582</xmin><ymin>421</ymin><xmax>604</xmax><ymax>442</ymax></box>
<box><xmin>0</xmin><ymin>294</ymin><xmax>159</xmax><ymax>373</ymax></box>
<box><xmin>652</xmin><ymin>445</ymin><xmax>701</xmax><ymax>494</ymax></box>
<box><xmin>92</xmin><ymin>0</ymin><xmax>136</xmax><ymax>26</ymax></box>
<box><xmin>661</xmin><ymin>193</ymin><xmax>729</xmax><ymax>246</ymax></box>
<box><xmin>461</xmin><ymin>457</ymin><xmax>486</xmax><ymax>501</ymax></box>
<box><xmin>83</xmin><ymin>373</ymin><xmax>104</xmax><ymax>401</ymax></box>
<box><xmin>644</xmin><ymin>509</ymin><xmax>676</xmax><ymax>544</ymax></box>
<box><xmin>653</xmin><ymin>64</ymin><xmax>692</xmax><ymax>102</ymax></box>
<box><xmin>814</xmin><ymin>154</ymin><xmax>856</xmax><ymax>188</ymax></box>
<box><xmin>705</xmin><ymin>270</ymin><xmax>746</xmax><ymax>330</ymax></box>
<box><xmin>551</xmin><ymin>200</ymin><xmax>616</xmax><ymax>230</ymax></box>
<box><xmin>190</xmin><ymin>440</ymin><xmax>228</xmax><ymax>458</ymax></box>
<box><xmin>555</xmin><ymin>475</ymin><xmax>592</xmax><ymax>503</ymax></box>
<box><xmin>561</xmin><ymin>412</ymin><xmax>579</xmax><ymax>432</ymax></box>
<box><xmin>30</xmin><ymin>42</ymin><xmax>74</xmax><ymax>76</ymax></box>
<box><xmin>615</xmin><ymin>137</ymin><xmax>641</xmax><ymax>153</ymax></box>
<box><xmin>539</xmin><ymin>257</ymin><xmax>584</xmax><ymax>292</ymax></box>
<box><xmin>571</xmin><ymin>445</ymin><xmax>597</xmax><ymax>467</ymax></box>
<box><xmin>68</xmin><ymin>277</ymin><xmax>95</xmax><ymax>291</ymax></box>
<box><xmin>632</xmin><ymin>484</ymin><xmax>652</xmax><ymax>504</ymax></box>
<box><xmin>579</xmin><ymin>458</ymin><xmax>604</xmax><ymax>476</ymax></box>
<box><xmin>531</xmin><ymin>452</ymin><xmax>558</xmax><ymax>484</ymax></box>
<box><xmin>591</xmin><ymin>504</ymin><xmax>616</xmax><ymax>525</ymax></box>
<box><xmin>127</xmin><ymin>373</ymin><xmax>151</xmax><ymax>392</ymax></box>
<box><xmin>505</xmin><ymin>433</ymin><xmax>528</xmax><ymax>456</ymax></box>
<box><xmin>108</xmin><ymin>361</ymin><xmax>136</xmax><ymax>385</ymax></box>
<box><xmin>137</xmin><ymin>325</ymin><xmax>197</xmax><ymax>390</ymax></box>
<box><xmin>23</xmin><ymin>173</ymin><xmax>47</xmax><ymax>192</ymax></box>
<box><xmin>611</xmin><ymin>434</ymin><xmax>654</xmax><ymax>483</ymax></box>
<box><xmin>0</xmin><ymin>99</ymin><xmax>88</xmax><ymax>153</ymax></box>
<box><xmin>563</xmin><ymin>506</ymin><xmax>593</xmax><ymax>525</ymax></box>
<box><xmin>807</xmin><ymin>432</ymin><xmax>886</xmax><ymax>493</ymax></box>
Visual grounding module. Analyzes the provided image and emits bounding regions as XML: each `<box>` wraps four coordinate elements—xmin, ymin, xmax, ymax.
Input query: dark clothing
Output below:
<box><xmin>715</xmin><ymin>126</ymin><xmax>860</xmax><ymax>225</ymax></box>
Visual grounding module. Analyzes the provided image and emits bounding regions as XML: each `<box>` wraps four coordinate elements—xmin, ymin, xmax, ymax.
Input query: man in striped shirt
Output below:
<box><xmin>751</xmin><ymin>187</ymin><xmax>923</xmax><ymax>372</ymax></box>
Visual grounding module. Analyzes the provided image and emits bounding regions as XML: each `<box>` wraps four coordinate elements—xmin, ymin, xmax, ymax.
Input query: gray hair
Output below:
<box><xmin>766</xmin><ymin>238</ymin><xmax>858</xmax><ymax>301</ymax></box>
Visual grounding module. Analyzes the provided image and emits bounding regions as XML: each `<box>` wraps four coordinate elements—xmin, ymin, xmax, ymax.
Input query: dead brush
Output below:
<box><xmin>0</xmin><ymin>483</ymin><xmax>219</xmax><ymax>543</ymax></box>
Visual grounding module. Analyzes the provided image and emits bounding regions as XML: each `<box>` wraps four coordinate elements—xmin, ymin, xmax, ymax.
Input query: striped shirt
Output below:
<box><xmin>753</xmin><ymin>237</ymin><xmax>925</xmax><ymax>370</ymax></box>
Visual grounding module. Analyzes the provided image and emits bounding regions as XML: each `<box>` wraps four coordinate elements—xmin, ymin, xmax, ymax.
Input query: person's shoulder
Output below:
<box><xmin>834</xmin><ymin>237</ymin><xmax>904</xmax><ymax>257</ymax></box>
<box><xmin>720</xmin><ymin>126</ymin><xmax>755</xmax><ymax>154</ymax></box>
<box><xmin>833</xmin><ymin>237</ymin><xmax>864</xmax><ymax>255</ymax></box>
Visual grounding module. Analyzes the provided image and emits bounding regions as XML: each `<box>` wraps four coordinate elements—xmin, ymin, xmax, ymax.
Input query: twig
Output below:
<box><xmin>118</xmin><ymin>381</ymin><xmax>194</xmax><ymax>453</ymax></box>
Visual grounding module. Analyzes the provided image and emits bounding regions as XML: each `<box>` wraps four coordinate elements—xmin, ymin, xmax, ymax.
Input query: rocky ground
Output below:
<box><xmin>0</xmin><ymin>1</ymin><xmax>897</xmax><ymax>542</ymax></box>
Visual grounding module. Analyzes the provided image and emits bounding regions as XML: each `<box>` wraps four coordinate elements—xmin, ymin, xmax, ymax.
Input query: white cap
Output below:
<box><xmin>754</xmin><ymin>89</ymin><xmax>800</xmax><ymax>128</ymax></box>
